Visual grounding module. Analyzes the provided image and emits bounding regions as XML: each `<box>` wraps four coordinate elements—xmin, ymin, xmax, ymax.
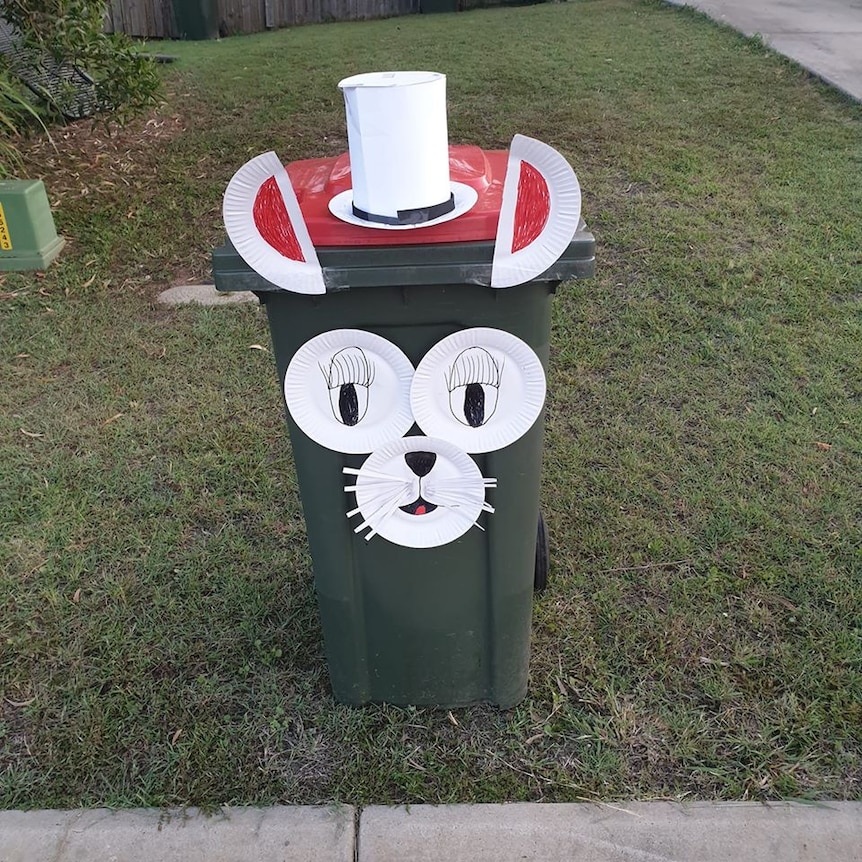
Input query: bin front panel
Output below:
<box><xmin>264</xmin><ymin>280</ymin><xmax>552</xmax><ymax>706</ymax></box>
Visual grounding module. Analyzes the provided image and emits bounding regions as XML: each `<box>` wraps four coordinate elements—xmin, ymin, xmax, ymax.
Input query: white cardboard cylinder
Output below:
<box><xmin>338</xmin><ymin>71</ymin><xmax>451</xmax><ymax>221</ymax></box>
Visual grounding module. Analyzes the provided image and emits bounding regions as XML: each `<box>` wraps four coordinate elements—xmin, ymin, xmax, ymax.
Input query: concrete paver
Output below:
<box><xmin>666</xmin><ymin>0</ymin><xmax>862</xmax><ymax>101</ymax></box>
<box><xmin>359</xmin><ymin>801</ymin><xmax>862</xmax><ymax>862</ymax></box>
<box><xmin>157</xmin><ymin>284</ymin><xmax>258</xmax><ymax>306</ymax></box>
<box><xmin>0</xmin><ymin>806</ymin><xmax>356</xmax><ymax>862</ymax></box>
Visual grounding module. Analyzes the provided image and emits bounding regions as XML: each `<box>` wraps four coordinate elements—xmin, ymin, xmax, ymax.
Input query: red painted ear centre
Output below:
<box><xmin>512</xmin><ymin>161</ymin><xmax>551</xmax><ymax>253</ymax></box>
<box><xmin>253</xmin><ymin>176</ymin><xmax>306</xmax><ymax>262</ymax></box>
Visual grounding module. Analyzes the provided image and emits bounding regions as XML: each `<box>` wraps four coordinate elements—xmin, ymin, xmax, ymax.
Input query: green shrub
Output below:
<box><xmin>0</xmin><ymin>63</ymin><xmax>45</xmax><ymax>178</ymax></box>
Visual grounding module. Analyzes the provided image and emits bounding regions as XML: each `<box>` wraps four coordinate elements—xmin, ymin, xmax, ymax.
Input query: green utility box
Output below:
<box><xmin>172</xmin><ymin>0</ymin><xmax>219</xmax><ymax>40</ymax></box>
<box><xmin>0</xmin><ymin>180</ymin><xmax>64</xmax><ymax>271</ymax></box>
<box><xmin>212</xmin><ymin>233</ymin><xmax>594</xmax><ymax>707</ymax></box>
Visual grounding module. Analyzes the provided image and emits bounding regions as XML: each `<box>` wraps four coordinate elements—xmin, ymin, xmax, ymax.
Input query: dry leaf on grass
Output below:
<box><xmin>5</xmin><ymin>697</ymin><xmax>36</xmax><ymax>708</ymax></box>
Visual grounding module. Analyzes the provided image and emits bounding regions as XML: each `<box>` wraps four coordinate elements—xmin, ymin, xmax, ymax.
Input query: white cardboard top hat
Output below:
<box><xmin>328</xmin><ymin>71</ymin><xmax>478</xmax><ymax>229</ymax></box>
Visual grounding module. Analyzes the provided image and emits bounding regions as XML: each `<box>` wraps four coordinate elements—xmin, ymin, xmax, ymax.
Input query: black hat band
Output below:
<box><xmin>352</xmin><ymin>193</ymin><xmax>455</xmax><ymax>226</ymax></box>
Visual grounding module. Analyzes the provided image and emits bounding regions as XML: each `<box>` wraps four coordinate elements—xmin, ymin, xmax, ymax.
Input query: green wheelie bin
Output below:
<box><xmin>213</xmin><ymin>121</ymin><xmax>595</xmax><ymax>707</ymax></box>
<box><xmin>172</xmin><ymin>0</ymin><xmax>219</xmax><ymax>39</ymax></box>
<box><xmin>213</xmin><ymin>144</ymin><xmax>594</xmax><ymax>707</ymax></box>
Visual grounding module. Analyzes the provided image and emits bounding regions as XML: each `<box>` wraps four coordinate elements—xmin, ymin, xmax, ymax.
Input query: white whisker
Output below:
<box><xmin>343</xmin><ymin>467</ymin><xmax>408</xmax><ymax>483</ymax></box>
<box><xmin>355</xmin><ymin>507</ymin><xmax>396</xmax><ymax>536</ymax></box>
<box><xmin>433</xmin><ymin>476</ymin><xmax>495</xmax><ymax>485</ymax></box>
<box><xmin>436</xmin><ymin>505</ymin><xmax>487</xmax><ymax>532</ymax></box>
<box><xmin>429</xmin><ymin>495</ymin><xmax>492</xmax><ymax>529</ymax></box>
<box><xmin>429</xmin><ymin>479</ymin><xmax>497</xmax><ymax>492</ymax></box>
<box><xmin>433</xmin><ymin>497</ymin><xmax>474</xmax><ymax>513</ymax></box>
<box><xmin>367</xmin><ymin>484</ymin><xmax>411</xmax><ymax>503</ymax></box>
<box><xmin>353</xmin><ymin>489</ymin><xmax>411</xmax><ymax>535</ymax></box>
<box><xmin>344</xmin><ymin>479</ymin><xmax>406</xmax><ymax>492</ymax></box>
<box><xmin>429</xmin><ymin>492</ymin><xmax>487</xmax><ymax>508</ymax></box>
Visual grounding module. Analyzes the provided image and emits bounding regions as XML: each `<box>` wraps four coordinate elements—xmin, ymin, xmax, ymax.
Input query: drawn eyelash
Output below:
<box><xmin>322</xmin><ymin>347</ymin><xmax>376</xmax><ymax>388</ymax></box>
<box><xmin>446</xmin><ymin>347</ymin><xmax>501</xmax><ymax>391</ymax></box>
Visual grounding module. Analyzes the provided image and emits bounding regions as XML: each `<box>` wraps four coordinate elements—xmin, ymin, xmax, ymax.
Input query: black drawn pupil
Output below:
<box><xmin>463</xmin><ymin>382</ymin><xmax>485</xmax><ymax>428</ymax></box>
<box><xmin>339</xmin><ymin>383</ymin><xmax>359</xmax><ymax>426</ymax></box>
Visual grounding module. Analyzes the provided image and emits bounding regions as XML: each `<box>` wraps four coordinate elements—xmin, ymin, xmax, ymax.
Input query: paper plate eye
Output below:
<box><xmin>446</xmin><ymin>347</ymin><xmax>501</xmax><ymax>428</ymax></box>
<box><xmin>411</xmin><ymin>328</ymin><xmax>547</xmax><ymax>453</ymax></box>
<box><xmin>324</xmin><ymin>347</ymin><xmax>375</xmax><ymax>426</ymax></box>
<box><xmin>285</xmin><ymin>329</ymin><xmax>414</xmax><ymax>453</ymax></box>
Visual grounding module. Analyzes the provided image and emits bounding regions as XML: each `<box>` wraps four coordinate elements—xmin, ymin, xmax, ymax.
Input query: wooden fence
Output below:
<box><xmin>105</xmin><ymin>0</ymin><xmax>419</xmax><ymax>39</ymax></box>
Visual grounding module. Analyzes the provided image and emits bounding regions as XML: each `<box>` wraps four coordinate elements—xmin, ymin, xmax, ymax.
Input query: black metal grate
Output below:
<box><xmin>0</xmin><ymin>16</ymin><xmax>99</xmax><ymax>120</ymax></box>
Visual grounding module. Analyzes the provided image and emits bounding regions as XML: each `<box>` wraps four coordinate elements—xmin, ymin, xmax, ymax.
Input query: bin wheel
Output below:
<box><xmin>534</xmin><ymin>512</ymin><xmax>550</xmax><ymax>593</ymax></box>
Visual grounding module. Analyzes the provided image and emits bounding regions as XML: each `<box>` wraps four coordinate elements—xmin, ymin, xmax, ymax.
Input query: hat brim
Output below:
<box><xmin>328</xmin><ymin>182</ymin><xmax>478</xmax><ymax>231</ymax></box>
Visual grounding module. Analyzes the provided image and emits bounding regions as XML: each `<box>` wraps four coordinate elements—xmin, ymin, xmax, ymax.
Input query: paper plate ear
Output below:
<box><xmin>490</xmin><ymin>135</ymin><xmax>581</xmax><ymax>289</ymax></box>
<box><xmin>223</xmin><ymin>151</ymin><xmax>325</xmax><ymax>295</ymax></box>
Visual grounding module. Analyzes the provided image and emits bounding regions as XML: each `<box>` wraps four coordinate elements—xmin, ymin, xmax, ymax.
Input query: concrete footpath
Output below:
<box><xmin>1</xmin><ymin>802</ymin><xmax>861</xmax><ymax>861</ymax></box>
<box><xmin>666</xmin><ymin>0</ymin><xmax>862</xmax><ymax>102</ymax></box>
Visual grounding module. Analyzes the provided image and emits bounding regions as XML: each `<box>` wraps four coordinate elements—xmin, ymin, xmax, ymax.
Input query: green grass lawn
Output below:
<box><xmin>1</xmin><ymin>0</ymin><xmax>860</xmax><ymax>807</ymax></box>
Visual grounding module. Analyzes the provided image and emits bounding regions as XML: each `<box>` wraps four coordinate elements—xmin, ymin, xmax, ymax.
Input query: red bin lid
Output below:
<box><xmin>286</xmin><ymin>145</ymin><xmax>507</xmax><ymax>247</ymax></box>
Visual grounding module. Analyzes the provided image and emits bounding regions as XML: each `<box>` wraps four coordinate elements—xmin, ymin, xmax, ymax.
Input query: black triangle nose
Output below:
<box><xmin>404</xmin><ymin>451</ymin><xmax>437</xmax><ymax>477</ymax></box>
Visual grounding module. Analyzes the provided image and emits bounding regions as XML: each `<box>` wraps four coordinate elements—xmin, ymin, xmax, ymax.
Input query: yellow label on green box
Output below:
<box><xmin>0</xmin><ymin>202</ymin><xmax>12</xmax><ymax>250</ymax></box>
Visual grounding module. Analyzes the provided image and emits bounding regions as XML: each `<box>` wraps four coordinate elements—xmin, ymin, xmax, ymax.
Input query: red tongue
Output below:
<box><xmin>415</xmin><ymin>505</ymin><xmax>427</xmax><ymax>516</ymax></box>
